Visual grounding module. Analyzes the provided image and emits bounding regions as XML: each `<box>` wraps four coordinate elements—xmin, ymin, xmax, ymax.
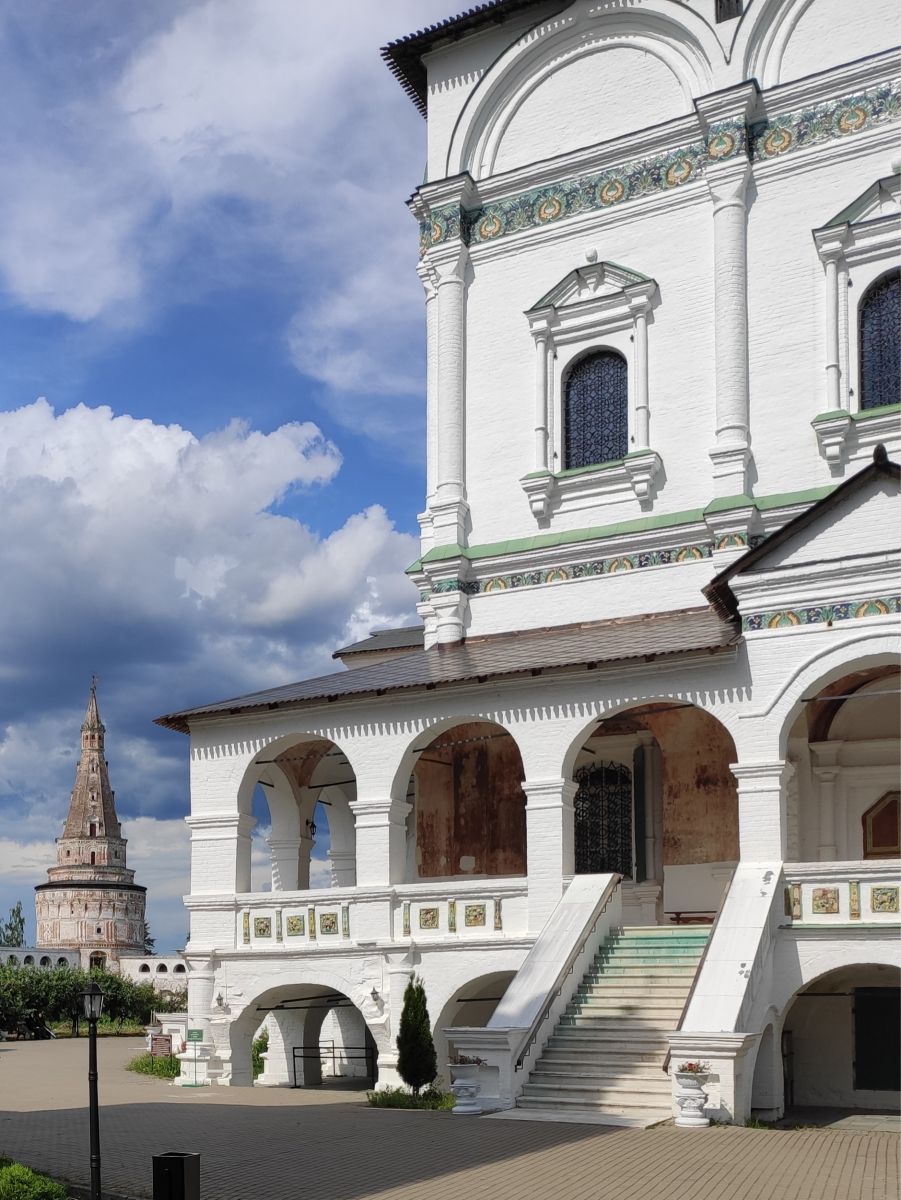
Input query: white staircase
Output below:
<box><xmin>516</xmin><ymin>925</ymin><xmax>710</xmax><ymax>1122</ymax></box>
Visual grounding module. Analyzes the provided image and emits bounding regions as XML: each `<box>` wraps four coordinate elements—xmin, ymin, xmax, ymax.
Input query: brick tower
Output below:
<box><xmin>35</xmin><ymin>682</ymin><xmax>146</xmax><ymax>969</ymax></box>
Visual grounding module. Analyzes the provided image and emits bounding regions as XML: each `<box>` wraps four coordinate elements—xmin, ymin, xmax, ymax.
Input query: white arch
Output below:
<box><xmin>448</xmin><ymin>1</ymin><xmax>719</xmax><ymax>178</ymax></box>
<box><xmin>745</xmin><ymin>630</ymin><xmax>900</xmax><ymax>757</ymax></box>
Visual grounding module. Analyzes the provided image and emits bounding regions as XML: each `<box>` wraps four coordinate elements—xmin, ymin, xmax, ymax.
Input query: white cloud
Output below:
<box><xmin>0</xmin><ymin>0</ymin><xmax>452</xmax><ymax>438</ymax></box>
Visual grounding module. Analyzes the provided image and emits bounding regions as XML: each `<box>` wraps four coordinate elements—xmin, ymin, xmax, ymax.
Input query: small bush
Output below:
<box><xmin>252</xmin><ymin>1028</ymin><xmax>269</xmax><ymax>1079</ymax></box>
<box><xmin>126</xmin><ymin>1051</ymin><xmax>181</xmax><ymax>1079</ymax></box>
<box><xmin>0</xmin><ymin>1162</ymin><xmax>68</xmax><ymax>1200</ymax></box>
<box><xmin>367</xmin><ymin>1085</ymin><xmax>454</xmax><ymax>1111</ymax></box>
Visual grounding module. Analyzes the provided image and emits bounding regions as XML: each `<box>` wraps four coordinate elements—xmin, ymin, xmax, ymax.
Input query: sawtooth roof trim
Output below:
<box><xmin>156</xmin><ymin>607</ymin><xmax>737</xmax><ymax>734</ymax></box>
<box><xmin>381</xmin><ymin>0</ymin><xmax>547</xmax><ymax>116</ymax></box>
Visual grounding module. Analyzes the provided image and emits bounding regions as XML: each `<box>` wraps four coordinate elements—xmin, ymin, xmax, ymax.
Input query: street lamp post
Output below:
<box><xmin>79</xmin><ymin>981</ymin><xmax>105</xmax><ymax>1200</ymax></box>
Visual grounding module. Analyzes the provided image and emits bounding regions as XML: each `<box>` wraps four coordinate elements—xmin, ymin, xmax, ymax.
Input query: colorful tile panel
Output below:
<box><xmin>403</xmin><ymin>902</ymin><xmax>411</xmax><ymax>937</ymax></box>
<box><xmin>275</xmin><ymin>911</ymin><xmax>283</xmax><ymax>942</ymax></box>
<box><xmin>419</xmin><ymin>84</ymin><xmax>899</xmax><ymax>257</ymax></box>
<box><xmin>419</xmin><ymin>906</ymin><xmax>440</xmax><ymax>930</ymax></box>
<box><xmin>812</xmin><ymin>887</ymin><xmax>839</xmax><ymax>915</ymax></box>
<box><xmin>743</xmin><ymin>595</ymin><xmax>899</xmax><ymax>632</ymax></box>
<box><xmin>448</xmin><ymin>900</ymin><xmax>457</xmax><ymax>933</ymax></box>
<box><xmin>242</xmin><ymin>911</ymin><xmax>250</xmax><ymax>944</ymax></box>
<box><xmin>465</xmin><ymin>904</ymin><xmax>486</xmax><ymax>928</ymax></box>
<box><xmin>253</xmin><ymin>917</ymin><xmax>272</xmax><ymax>938</ymax></box>
<box><xmin>342</xmin><ymin>906</ymin><xmax>350</xmax><ymax>939</ymax></box>
<box><xmin>493</xmin><ymin>899</ymin><xmax>503</xmax><ymax>931</ymax></box>
<box><xmin>286</xmin><ymin>914</ymin><xmax>305</xmax><ymax>937</ymax></box>
<box><xmin>849</xmin><ymin>881</ymin><xmax>861</xmax><ymax>921</ymax></box>
<box><xmin>308</xmin><ymin>907</ymin><xmax>317</xmax><ymax>939</ymax></box>
<box><xmin>871</xmin><ymin>886</ymin><xmax>899</xmax><ymax>913</ymax></box>
<box><xmin>319</xmin><ymin>912</ymin><xmax>339</xmax><ymax>935</ymax></box>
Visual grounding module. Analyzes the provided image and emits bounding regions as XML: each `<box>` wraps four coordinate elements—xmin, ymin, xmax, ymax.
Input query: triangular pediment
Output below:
<box><xmin>528</xmin><ymin>260</ymin><xmax>654</xmax><ymax>313</ymax></box>
<box><xmin>706</xmin><ymin>450</ymin><xmax>900</xmax><ymax>618</ymax></box>
<box><xmin>823</xmin><ymin>173</ymin><xmax>900</xmax><ymax>230</ymax></box>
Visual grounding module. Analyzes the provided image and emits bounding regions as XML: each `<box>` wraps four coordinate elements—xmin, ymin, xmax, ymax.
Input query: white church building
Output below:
<box><xmin>157</xmin><ymin>0</ymin><xmax>900</xmax><ymax>1123</ymax></box>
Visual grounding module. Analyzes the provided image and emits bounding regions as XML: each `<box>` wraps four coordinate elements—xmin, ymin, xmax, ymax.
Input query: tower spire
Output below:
<box><xmin>62</xmin><ymin>680</ymin><xmax>119</xmax><ymax>841</ymax></box>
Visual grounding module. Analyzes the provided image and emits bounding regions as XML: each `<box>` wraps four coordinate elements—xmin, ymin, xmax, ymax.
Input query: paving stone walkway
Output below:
<box><xmin>0</xmin><ymin>1039</ymin><xmax>897</xmax><ymax>1200</ymax></box>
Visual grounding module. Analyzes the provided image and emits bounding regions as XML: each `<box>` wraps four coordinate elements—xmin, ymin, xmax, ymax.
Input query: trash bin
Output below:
<box><xmin>152</xmin><ymin>1152</ymin><xmax>200</xmax><ymax>1200</ymax></box>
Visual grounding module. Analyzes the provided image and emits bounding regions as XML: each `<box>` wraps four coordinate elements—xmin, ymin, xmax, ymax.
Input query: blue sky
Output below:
<box><xmin>0</xmin><ymin>0</ymin><xmax>453</xmax><ymax>951</ymax></box>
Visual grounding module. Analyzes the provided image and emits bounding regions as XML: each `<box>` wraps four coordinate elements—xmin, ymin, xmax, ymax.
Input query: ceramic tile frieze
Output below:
<box><xmin>319</xmin><ymin>912</ymin><xmax>339</xmax><ymax>935</ymax></box>
<box><xmin>253</xmin><ymin>917</ymin><xmax>272</xmax><ymax>938</ymax></box>
<box><xmin>403</xmin><ymin>901</ymin><xmax>411</xmax><ymax>937</ymax></box>
<box><xmin>871</xmin><ymin>886</ymin><xmax>899</xmax><ymax>913</ymax></box>
<box><xmin>465</xmin><ymin>903</ymin><xmax>486</xmax><ymax>928</ymax></box>
<box><xmin>493</xmin><ymin>898</ymin><xmax>503</xmax><ymax>931</ymax></box>
<box><xmin>275</xmin><ymin>910</ymin><xmax>283</xmax><ymax>942</ymax></box>
<box><xmin>341</xmin><ymin>906</ymin><xmax>350</xmax><ymax>938</ymax></box>
<box><xmin>242</xmin><ymin>911</ymin><xmax>250</xmax><ymax>944</ymax></box>
<box><xmin>308</xmin><ymin>907</ymin><xmax>317</xmax><ymax>939</ymax></box>
<box><xmin>743</xmin><ymin>595</ymin><xmax>899</xmax><ymax>632</ymax></box>
<box><xmin>750</xmin><ymin>83</ymin><xmax>900</xmax><ymax>162</ymax></box>
<box><xmin>812</xmin><ymin>887</ymin><xmax>839</xmax><ymax>915</ymax></box>
<box><xmin>448</xmin><ymin>899</ymin><xmax>457</xmax><ymax>933</ymax></box>
<box><xmin>419</xmin><ymin>906</ymin><xmax>440</xmax><ymax>930</ymax></box>
<box><xmin>849</xmin><ymin>881</ymin><xmax>861</xmax><ymax>920</ymax></box>
<box><xmin>423</xmin><ymin>541</ymin><xmax>713</xmax><ymax>600</ymax></box>
<box><xmin>286</xmin><ymin>914</ymin><xmax>305</xmax><ymax>937</ymax></box>
<box><xmin>418</xmin><ymin>84</ymin><xmax>899</xmax><ymax>257</ymax></box>
<box><xmin>788</xmin><ymin>883</ymin><xmax>802</xmax><ymax>920</ymax></box>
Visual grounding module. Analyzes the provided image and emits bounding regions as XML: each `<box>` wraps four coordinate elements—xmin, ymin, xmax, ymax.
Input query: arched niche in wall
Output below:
<box><xmin>446</xmin><ymin>2</ymin><xmax>717</xmax><ymax>178</ymax></box>
<box><xmin>741</xmin><ymin>0</ymin><xmax>898</xmax><ymax>88</ymax></box>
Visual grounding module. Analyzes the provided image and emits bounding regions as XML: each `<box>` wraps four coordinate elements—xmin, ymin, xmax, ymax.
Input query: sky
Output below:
<box><xmin>0</xmin><ymin>0</ymin><xmax>455</xmax><ymax>952</ymax></box>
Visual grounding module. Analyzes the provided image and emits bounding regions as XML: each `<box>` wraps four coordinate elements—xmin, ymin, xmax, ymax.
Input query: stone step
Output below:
<box><xmin>596</xmin><ymin>947</ymin><xmax>706</xmax><ymax>960</ymax></box>
<box><xmin>541</xmin><ymin>1047</ymin><xmax>667</xmax><ymax>1067</ymax></box>
<box><xmin>620</xmin><ymin>926</ymin><xmax>710</xmax><ymax>935</ymax></box>
<box><xmin>584</xmin><ymin>965</ymin><xmax>698</xmax><ymax>978</ymax></box>
<box><xmin>534</xmin><ymin>1061</ymin><xmax>667</xmax><ymax>1081</ymax></box>
<box><xmin>521</xmin><ymin>1082</ymin><xmax>672</xmax><ymax>1105</ymax></box>
<box><xmin>575</xmin><ymin>984</ymin><xmax>690</xmax><ymax>1001</ymax></box>
<box><xmin>549</xmin><ymin>1027</ymin><xmax>670</xmax><ymax>1045</ymax></box>
<box><xmin>515</xmin><ymin>1095</ymin><xmax>672</xmax><ymax>1119</ymax></box>
<box><xmin>607</xmin><ymin>934</ymin><xmax>710</xmax><ymax>947</ymax></box>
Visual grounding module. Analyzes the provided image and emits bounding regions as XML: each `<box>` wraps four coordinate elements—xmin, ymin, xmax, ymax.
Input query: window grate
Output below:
<box><xmin>574</xmin><ymin>761</ymin><xmax>633</xmax><ymax>877</ymax></box>
<box><xmin>860</xmin><ymin>269</ymin><xmax>900</xmax><ymax>410</ymax></box>
<box><xmin>564</xmin><ymin>351</ymin><xmax>628</xmax><ymax>469</ymax></box>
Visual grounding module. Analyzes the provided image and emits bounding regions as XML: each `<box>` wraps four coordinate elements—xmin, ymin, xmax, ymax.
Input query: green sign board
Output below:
<box><xmin>186</xmin><ymin>1028</ymin><xmax>204</xmax><ymax>1043</ymax></box>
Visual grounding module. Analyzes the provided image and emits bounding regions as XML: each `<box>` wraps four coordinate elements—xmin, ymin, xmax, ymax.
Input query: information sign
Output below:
<box><xmin>150</xmin><ymin>1033</ymin><xmax>173</xmax><ymax>1058</ymax></box>
<box><xmin>186</xmin><ymin>1028</ymin><xmax>204</xmax><ymax>1043</ymax></box>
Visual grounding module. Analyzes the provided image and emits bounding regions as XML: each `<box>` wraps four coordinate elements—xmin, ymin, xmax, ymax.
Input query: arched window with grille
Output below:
<box><xmin>564</xmin><ymin>350</ymin><xmax>628</xmax><ymax>470</ymax></box>
<box><xmin>573</xmin><ymin>760</ymin><xmax>633</xmax><ymax>877</ymax></box>
<box><xmin>859</xmin><ymin>269</ymin><xmax>900</xmax><ymax>410</ymax></box>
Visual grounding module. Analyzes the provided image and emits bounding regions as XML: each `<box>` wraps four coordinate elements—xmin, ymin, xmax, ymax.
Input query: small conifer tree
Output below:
<box><xmin>396</xmin><ymin>973</ymin><xmax>437</xmax><ymax>1095</ymax></box>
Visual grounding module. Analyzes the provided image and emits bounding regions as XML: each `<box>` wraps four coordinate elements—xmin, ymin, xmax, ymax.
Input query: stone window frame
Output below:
<box><xmin>812</xmin><ymin>185</ymin><xmax>900</xmax><ymax>466</ymax></box>
<box><xmin>520</xmin><ymin>258</ymin><xmax>663</xmax><ymax>520</ymax></box>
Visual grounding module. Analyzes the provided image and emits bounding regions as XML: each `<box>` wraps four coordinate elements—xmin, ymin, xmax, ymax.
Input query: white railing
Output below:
<box><xmin>783</xmin><ymin>861</ymin><xmax>901</xmax><ymax>925</ymax></box>
<box><xmin>185</xmin><ymin>877</ymin><xmax>530</xmax><ymax>951</ymax></box>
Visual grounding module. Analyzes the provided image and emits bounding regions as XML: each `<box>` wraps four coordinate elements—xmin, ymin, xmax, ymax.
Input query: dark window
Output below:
<box><xmin>573</xmin><ymin>761</ymin><xmax>633</xmax><ymax>877</ymax></box>
<box><xmin>855</xmin><ymin>988</ymin><xmax>900</xmax><ymax>1090</ymax></box>
<box><xmin>89</xmin><ymin>823</ymin><xmax>96</xmax><ymax>837</ymax></box>
<box><xmin>715</xmin><ymin>0</ymin><xmax>743</xmax><ymax>21</ymax></box>
<box><xmin>859</xmin><ymin>269</ymin><xmax>900</xmax><ymax>410</ymax></box>
<box><xmin>564</xmin><ymin>350</ymin><xmax>628</xmax><ymax>469</ymax></box>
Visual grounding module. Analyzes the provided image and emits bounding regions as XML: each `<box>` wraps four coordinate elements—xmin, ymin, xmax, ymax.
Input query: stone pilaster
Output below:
<box><xmin>523</xmin><ymin>778</ymin><xmax>576</xmax><ymax>930</ymax></box>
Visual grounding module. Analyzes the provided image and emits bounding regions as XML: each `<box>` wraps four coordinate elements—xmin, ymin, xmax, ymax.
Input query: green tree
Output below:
<box><xmin>142</xmin><ymin>922</ymin><xmax>155</xmax><ymax>954</ymax></box>
<box><xmin>395</xmin><ymin>974</ymin><xmax>437</xmax><ymax>1095</ymax></box>
<box><xmin>0</xmin><ymin>902</ymin><xmax>25</xmax><ymax>947</ymax></box>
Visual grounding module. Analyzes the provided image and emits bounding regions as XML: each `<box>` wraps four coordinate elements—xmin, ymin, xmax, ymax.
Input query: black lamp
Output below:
<box><xmin>78</xmin><ymin>980</ymin><xmax>104</xmax><ymax>1200</ymax></box>
<box><xmin>80</xmin><ymin>980</ymin><xmax>105</xmax><ymax>1022</ymax></box>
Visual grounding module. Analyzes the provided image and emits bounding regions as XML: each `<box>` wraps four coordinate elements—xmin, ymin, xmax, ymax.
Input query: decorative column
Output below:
<box><xmin>707</xmin><ymin>159</ymin><xmax>751</xmax><ymax>496</ymax></box>
<box><xmin>812</xmin><ymin>226</ymin><xmax>851</xmax><ymax>466</ymax></box>
<box><xmin>810</xmin><ymin>741</ymin><xmax>843</xmax><ymax>860</ymax></box>
<box><xmin>731</xmin><ymin>761</ymin><xmax>792</xmax><ymax>861</ymax></box>
<box><xmin>533</xmin><ymin>329</ymin><xmax>550</xmax><ymax>468</ymax></box>
<box><xmin>632</xmin><ymin>306</ymin><xmax>650</xmax><ymax>450</ymax></box>
<box><xmin>695</xmin><ymin>84</ymin><xmax>757</xmax><ymax>500</ymax></box>
<box><xmin>432</xmin><ymin>244</ymin><xmax>469</xmax><ymax>546</ymax></box>
<box><xmin>267</xmin><ymin>836</ymin><xmax>301</xmax><ymax>892</ymax></box>
<box><xmin>523</xmin><ymin>778</ymin><xmax>576</xmax><ymax>931</ymax></box>
<box><xmin>416</xmin><ymin>263</ymin><xmax>440</xmax><ymax>552</ymax></box>
<box><xmin>623</xmin><ymin>288</ymin><xmax>661</xmax><ymax>502</ymax></box>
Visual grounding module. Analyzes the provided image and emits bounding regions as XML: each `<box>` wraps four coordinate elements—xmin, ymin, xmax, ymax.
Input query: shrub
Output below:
<box><xmin>252</xmin><ymin>1028</ymin><xmax>269</xmax><ymax>1079</ymax></box>
<box><xmin>126</xmin><ymin>1051</ymin><xmax>181</xmax><ymax>1079</ymax></box>
<box><xmin>396</xmin><ymin>975</ymin><xmax>437</xmax><ymax>1095</ymax></box>
<box><xmin>367</xmin><ymin>1086</ymin><xmax>454</xmax><ymax>1111</ymax></box>
<box><xmin>0</xmin><ymin>1162</ymin><xmax>68</xmax><ymax>1200</ymax></box>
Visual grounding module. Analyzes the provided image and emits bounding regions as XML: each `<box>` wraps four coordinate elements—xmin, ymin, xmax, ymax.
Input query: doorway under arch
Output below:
<box><xmin>431</xmin><ymin>970</ymin><xmax>517</xmax><ymax>1085</ymax></box>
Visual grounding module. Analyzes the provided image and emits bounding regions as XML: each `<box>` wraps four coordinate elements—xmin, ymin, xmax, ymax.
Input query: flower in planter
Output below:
<box><xmin>449</xmin><ymin>1052</ymin><xmax>486</xmax><ymax>1066</ymax></box>
<box><xmin>675</xmin><ymin>1060</ymin><xmax>710</xmax><ymax>1074</ymax></box>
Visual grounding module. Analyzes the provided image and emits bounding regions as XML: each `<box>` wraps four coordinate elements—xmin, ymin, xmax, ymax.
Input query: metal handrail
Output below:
<box><xmin>514</xmin><ymin>874</ymin><xmax>621</xmax><ymax>1072</ymax></box>
<box><xmin>662</xmin><ymin>864</ymin><xmax>736</xmax><ymax>1074</ymax></box>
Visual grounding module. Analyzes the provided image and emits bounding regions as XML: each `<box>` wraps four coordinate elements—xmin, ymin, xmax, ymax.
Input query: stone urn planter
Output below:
<box><xmin>449</xmin><ymin>1061</ymin><xmax>483</xmax><ymax>1114</ymax></box>
<box><xmin>674</xmin><ymin>1065</ymin><xmax>711</xmax><ymax>1128</ymax></box>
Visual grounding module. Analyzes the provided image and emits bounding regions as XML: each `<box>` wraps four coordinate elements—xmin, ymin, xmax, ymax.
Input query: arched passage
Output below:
<box><xmin>431</xmin><ymin>970</ymin><xmax>517</xmax><ymax>1084</ymax></box>
<box><xmin>782</xmin><ymin>664</ymin><xmax>900</xmax><ymax>861</ymax></box>
<box><xmin>240</xmin><ymin>735</ymin><xmax>358</xmax><ymax>893</ymax></box>
<box><xmin>402</xmin><ymin>720</ymin><xmax>527</xmax><ymax>882</ymax></box>
<box><xmin>781</xmin><ymin>964</ymin><xmax>900</xmax><ymax>1111</ymax></box>
<box><xmin>568</xmin><ymin>701</ymin><xmax>739</xmax><ymax>925</ymax></box>
<box><xmin>228</xmin><ymin>982</ymin><xmax>379</xmax><ymax>1090</ymax></box>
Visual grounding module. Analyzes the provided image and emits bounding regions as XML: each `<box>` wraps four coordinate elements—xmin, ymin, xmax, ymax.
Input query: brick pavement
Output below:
<box><xmin>0</xmin><ymin>1039</ymin><xmax>897</xmax><ymax>1200</ymax></box>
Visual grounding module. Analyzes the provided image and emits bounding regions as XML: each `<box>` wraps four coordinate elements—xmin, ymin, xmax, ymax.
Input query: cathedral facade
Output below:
<box><xmin>35</xmin><ymin>684</ymin><xmax>147</xmax><ymax>970</ymax></box>
<box><xmin>158</xmin><ymin>1</ymin><xmax>899</xmax><ymax>1122</ymax></box>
